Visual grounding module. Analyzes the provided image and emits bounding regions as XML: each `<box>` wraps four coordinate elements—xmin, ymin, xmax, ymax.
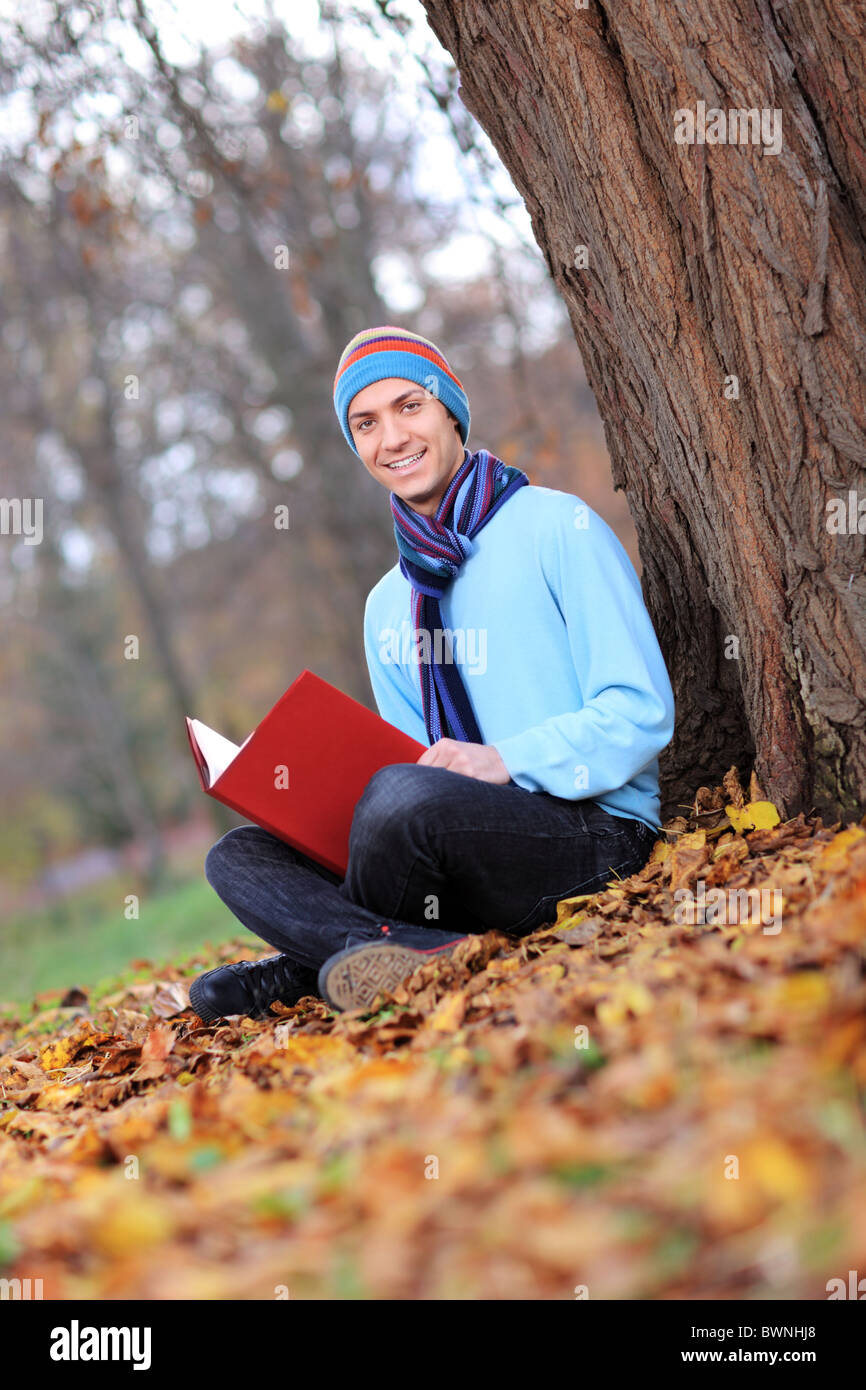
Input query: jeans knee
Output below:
<box><xmin>352</xmin><ymin>763</ymin><xmax>428</xmax><ymax>842</ymax></box>
<box><xmin>204</xmin><ymin>825</ymin><xmax>259</xmax><ymax>891</ymax></box>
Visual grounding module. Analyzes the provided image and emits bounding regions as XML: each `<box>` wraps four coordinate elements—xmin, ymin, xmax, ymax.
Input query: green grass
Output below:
<box><xmin>1</xmin><ymin>871</ymin><xmax>243</xmax><ymax>1011</ymax></box>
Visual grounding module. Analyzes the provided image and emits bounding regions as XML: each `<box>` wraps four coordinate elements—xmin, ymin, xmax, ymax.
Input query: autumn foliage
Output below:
<box><xmin>1</xmin><ymin>769</ymin><xmax>865</xmax><ymax>1299</ymax></box>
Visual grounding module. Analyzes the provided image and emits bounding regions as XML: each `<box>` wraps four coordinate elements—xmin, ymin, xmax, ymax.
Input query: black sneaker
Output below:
<box><xmin>189</xmin><ymin>953</ymin><xmax>318</xmax><ymax>1023</ymax></box>
<box><xmin>318</xmin><ymin>926</ymin><xmax>467</xmax><ymax>1013</ymax></box>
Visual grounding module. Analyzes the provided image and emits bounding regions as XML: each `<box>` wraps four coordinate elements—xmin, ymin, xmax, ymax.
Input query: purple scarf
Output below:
<box><xmin>390</xmin><ymin>447</ymin><xmax>529</xmax><ymax>743</ymax></box>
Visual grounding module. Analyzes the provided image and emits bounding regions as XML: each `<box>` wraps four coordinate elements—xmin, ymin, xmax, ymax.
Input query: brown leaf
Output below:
<box><xmin>668</xmin><ymin>839</ymin><xmax>709</xmax><ymax>892</ymax></box>
<box><xmin>511</xmin><ymin>986</ymin><xmax>565</xmax><ymax>1026</ymax></box>
<box><xmin>554</xmin><ymin>916</ymin><xmax>603</xmax><ymax>946</ymax></box>
<box><xmin>722</xmin><ymin>765</ymin><xmax>746</xmax><ymax>809</ymax></box>
<box><xmin>60</xmin><ymin>987</ymin><xmax>89</xmax><ymax>1007</ymax></box>
<box><xmin>94</xmin><ymin>1046</ymin><xmax>141</xmax><ymax>1077</ymax></box>
<box><xmin>152</xmin><ymin>981</ymin><xmax>191</xmax><ymax>1019</ymax></box>
<box><xmin>140</xmin><ymin>1025</ymin><xmax>177</xmax><ymax>1064</ymax></box>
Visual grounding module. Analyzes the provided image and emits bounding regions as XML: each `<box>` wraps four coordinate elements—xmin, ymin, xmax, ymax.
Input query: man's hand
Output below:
<box><xmin>416</xmin><ymin>738</ymin><xmax>511</xmax><ymax>784</ymax></box>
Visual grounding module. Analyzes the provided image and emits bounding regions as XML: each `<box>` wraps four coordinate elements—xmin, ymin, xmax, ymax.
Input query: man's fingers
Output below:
<box><xmin>418</xmin><ymin>738</ymin><xmax>455</xmax><ymax>767</ymax></box>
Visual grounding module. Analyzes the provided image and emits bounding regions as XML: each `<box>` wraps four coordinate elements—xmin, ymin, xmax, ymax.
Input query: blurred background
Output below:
<box><xmin>0</xmin><ymin>0</ymin><xmax>638</xmax><ymax>1006</ymax></box>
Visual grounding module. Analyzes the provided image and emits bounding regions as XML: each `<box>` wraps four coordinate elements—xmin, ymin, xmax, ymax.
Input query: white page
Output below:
<box><xmin>190</xmin><ymin>719</ymin><xmax>243</xmax><ymax>787</ymax></box>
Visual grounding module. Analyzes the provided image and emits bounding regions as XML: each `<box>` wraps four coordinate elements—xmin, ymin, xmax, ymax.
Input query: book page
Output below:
<box><xmin>189</xmin><ymin>719</ymin><xmax>243</xmax><ymax>788</ymax></box>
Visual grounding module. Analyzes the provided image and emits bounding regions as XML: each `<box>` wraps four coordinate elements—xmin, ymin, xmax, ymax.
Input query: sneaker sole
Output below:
<box><xmin>319</xmin><ymin>940</ymin><xmax>463</xmax><ymax>1013</ymax></box>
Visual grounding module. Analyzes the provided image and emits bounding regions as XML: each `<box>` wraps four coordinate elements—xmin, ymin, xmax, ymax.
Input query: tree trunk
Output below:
<box><xmin>420</xmin><ymin>0</ymin><xmax>866</xmax><ymax>823</ymax></box>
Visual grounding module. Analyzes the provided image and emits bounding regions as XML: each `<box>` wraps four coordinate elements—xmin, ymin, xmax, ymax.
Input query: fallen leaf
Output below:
<box><xmin>152</xmin><ymin>981</ymin><xmax>191</xmax><ymax>1019</ymax></box>
<box><xmin>596</xmin><ymin>982</ymin><xmax>654</xmax><ymax>1027</ymax></box>
<box><xmin>429</xmin><ymin>991</ymin><xmax>467</xmax><ymax>1033</ymax></box>
<box><xmin>816</xmin><ymin>824</ymin><xmax>866</xmax><ymax>870</ymax></box>
<box><xmin>725</xmin><ymin>801</ymin><xmax>782</xmax><ymax>833</ymax></box>
<box><xmin>554</xmin><ymin>916</ymin><xmax>603</xmax><ymax>946</ymax></box>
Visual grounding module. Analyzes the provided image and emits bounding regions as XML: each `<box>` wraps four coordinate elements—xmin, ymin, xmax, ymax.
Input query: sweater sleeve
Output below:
<box><xmin>490</xmin><ymin>499</ymin><xmax>675</xmax><ymax>801</ymax></box>
<box><xmin>363</xmin><ymin>591</ymin><xmax>430</xmax><ymax>747</ymax></box>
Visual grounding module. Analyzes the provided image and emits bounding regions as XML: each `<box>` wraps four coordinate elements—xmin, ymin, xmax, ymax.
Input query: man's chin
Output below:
<box><xmin>392</xmin><ymin>484</ymin><xmax>428</xmax><ymax>503</ymax></box>
<box><xmin>390</xmin><ymin>471</ymin><xmax>428</xmax><ymax>496</ymax></box>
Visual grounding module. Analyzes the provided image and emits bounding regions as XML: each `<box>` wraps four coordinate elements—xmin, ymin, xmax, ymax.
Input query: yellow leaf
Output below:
<box><xmin>772</xmin><ymin>971</ymin><xmax>831</xmax><ymax>1013</ymax></box>
<box><xmin>323</xmin><ymin>1056</ymin><xmax>414</xmax><ymax>1099</ymax></box>
<box><xmin>554</xmin><ymin>894</ymin><xmax>595</xmax><ymax>925</ymax></box>
<box><xmin>91</xmin><ymin>1193</ymin><xmax>174</xmax><ymax>1257</ymax></box>
<box><xmin>533</xmin><ymin>961</ymin><xmax>567</xmax><ymax>984</ymax></box>
<box><xmin>265</xmin><ymin>89</ymin><xmax>288</xmax><ymax>112</ymax></box>
<box><xmin>34</xmin><ymin>1082</ymin><xmax>83</xmax><ymax>1110</ymax></box>
<box><xmin>675</xmin><ymin>830</ymin><xmax>707</xmax><ymax>849</ymax></box>
<box><xmin>486</xmin><ymin>956</ymin><xmax>521</xmax><ymax>977</ymax></box>
<box><xmin>2</xmin><ymin>1109</ymin><xmax>65</xmax><ymax>1138</ymax></box>
<box><xmin>725</xmin><ymin>801</ymin><xmax>781</xmax><ymax>833</ymax></box>
<box><xmin>817</xmin><ymin>824</ymin><xmax>866</xmax><ymax>870</ymax></box>
<box><xmin>282</xmin><ymin>1034</ymin><xmax>352</xmax><ymax>1067</ymax></box>
<box><xmin>625</xmin><ymin>982</ymin><xmax>654</xmax><ymax>1014</ymax></box>
<box><xmin>38</xmin><ymin>1037</ymin><xmax>79</xmax><ymax>1071</ymax></box>
<box><xmin>430</xmin><ymin>990</ymin><xmax>466</xmax><ymax>1033</ymax></box>
<box><xmin>743</xmin><ymin>1136</ymin><xmax>811</xmax><ymax>1201</ymax></box>
<box><xmin>597</xmin><ymin>982</ymin><xmax>654</xmax><ymax>1027</ymax></box>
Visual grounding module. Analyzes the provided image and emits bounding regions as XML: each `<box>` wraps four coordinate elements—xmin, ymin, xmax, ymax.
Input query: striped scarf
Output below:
<box><xmin>390</xmin><ymin>447</ymin><xmax>529</xmax><ymax>744</ymax></box>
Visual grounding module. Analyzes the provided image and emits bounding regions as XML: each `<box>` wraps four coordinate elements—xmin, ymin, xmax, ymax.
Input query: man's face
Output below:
<box><xmin>348</xmin><ymin>376</ymin><xmax>465</xmax><ymax>517</ymax></box>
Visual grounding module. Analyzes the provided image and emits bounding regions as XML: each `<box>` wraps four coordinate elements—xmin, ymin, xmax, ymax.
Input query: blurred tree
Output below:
<box><xmin>0</xmin><ymin>0</ymin><xmax>635</xmax><ymax>876</ymax></box>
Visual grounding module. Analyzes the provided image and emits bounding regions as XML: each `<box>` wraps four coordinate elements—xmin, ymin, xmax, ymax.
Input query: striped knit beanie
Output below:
<box><xmin>333</xmin><ymin>326</ymin><xmax>471</xmax><ymax>457</ymax></box>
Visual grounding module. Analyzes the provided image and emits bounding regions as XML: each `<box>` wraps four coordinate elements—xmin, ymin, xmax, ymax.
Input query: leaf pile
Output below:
<box><xmin>1</xmin><ymin>768</ymin><xmax>865</xmax><ymax>1299</ymax></box>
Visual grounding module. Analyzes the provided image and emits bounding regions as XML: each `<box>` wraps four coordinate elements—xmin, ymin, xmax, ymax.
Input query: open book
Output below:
<box><xmin>186</xmin><ymin>724</ymin><xmax>254</xmax><ymax>788</ymax></box>
<box><xmin>186</xmin><ymin>669</ymin><xmax>427</xmax><ymax>876</ymax></box>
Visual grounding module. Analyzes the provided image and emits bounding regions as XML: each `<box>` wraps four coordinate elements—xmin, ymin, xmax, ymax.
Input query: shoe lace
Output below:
<box><xmin>242</xmin><ymin>954</ymin><xmax>300</xmax><ymax>1013</ymax></box>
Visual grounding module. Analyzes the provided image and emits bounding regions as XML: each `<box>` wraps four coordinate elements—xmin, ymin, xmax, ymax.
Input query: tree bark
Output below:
<box><xmin>420</xmin><ymin>0</ymin><xmax>866</xmax><ymax>822</ymax></box>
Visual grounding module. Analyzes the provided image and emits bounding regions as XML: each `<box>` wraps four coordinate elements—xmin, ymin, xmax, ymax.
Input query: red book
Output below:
<box><xmin>185</xmin><ymin>669</ymin><xmax>426</xmax><ymax>876</ymax></box>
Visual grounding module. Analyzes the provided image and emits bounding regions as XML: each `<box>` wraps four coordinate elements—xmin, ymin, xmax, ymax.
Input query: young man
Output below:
<box><xmin>190</xmin><ymin>326</ymin><xmax>675</xmax><ymax>1021</ymax></box>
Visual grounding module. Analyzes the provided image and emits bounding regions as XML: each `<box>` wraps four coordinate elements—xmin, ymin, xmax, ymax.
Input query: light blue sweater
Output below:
<box><xmin>363</xmin><ymin>484</ymin><xmax>675</xmax><ymax>833</ymax></box>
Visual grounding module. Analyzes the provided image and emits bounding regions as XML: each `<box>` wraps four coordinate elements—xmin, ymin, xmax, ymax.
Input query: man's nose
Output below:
<box><xmin>380</xmin><ymin>413</ymin><xmax>411</xmax><ymax>450</ymax></box>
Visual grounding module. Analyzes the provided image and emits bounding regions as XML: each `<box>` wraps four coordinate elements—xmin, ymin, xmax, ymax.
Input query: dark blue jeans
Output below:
<box><xmin>204</xmin><ymin>762</ymin><xmax>656</xmax><ymax>987</ymax></box>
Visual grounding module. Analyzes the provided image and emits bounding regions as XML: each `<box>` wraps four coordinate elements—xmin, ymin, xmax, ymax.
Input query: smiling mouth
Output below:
<box><xmin>383</xmin><ymin>448</ymin><xmax>426</xmax><ymax>474</ymax></box>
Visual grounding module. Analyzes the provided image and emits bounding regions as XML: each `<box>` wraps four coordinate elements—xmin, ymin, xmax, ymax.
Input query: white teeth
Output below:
<box><xmin>387</xmin><ymin>451</ymin><xmax>424</xmax><ymax>471</ymax></box>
